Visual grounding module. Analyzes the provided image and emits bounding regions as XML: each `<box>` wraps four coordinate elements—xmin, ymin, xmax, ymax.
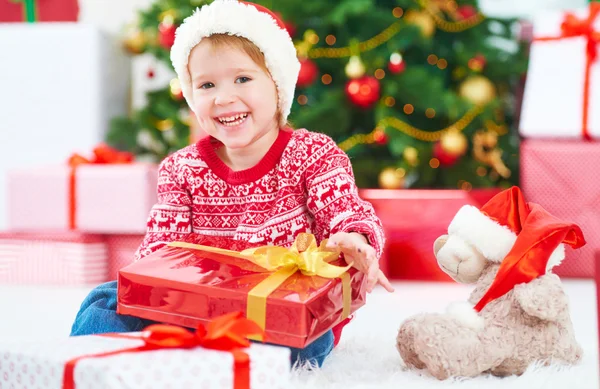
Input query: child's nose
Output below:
<box><xmin>214</xmin><ymin>86</ymin><xmax>237</xmax><ymax>105</ymax></box>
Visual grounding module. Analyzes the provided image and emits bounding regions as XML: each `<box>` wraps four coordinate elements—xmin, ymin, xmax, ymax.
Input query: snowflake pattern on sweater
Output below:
<box><xmin>134</xmin><ymin>128</ymin><xmax>385</xmax><ymax>262</ymax></box>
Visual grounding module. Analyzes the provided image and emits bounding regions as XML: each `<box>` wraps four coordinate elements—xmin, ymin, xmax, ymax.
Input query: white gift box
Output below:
<box><xmin>519</xmin><ymin>7</ymin><xmax>600</xmax><ymax>139</ymax></box>
<box><xmin>0</xmin><ymin>23</ymin><xmax>130</xmax><ymax>229</ymax></box>
<box><xmin>0</xmin><ymin>333</ymin><xmax>290</xmax><ymax>389</ymax></box>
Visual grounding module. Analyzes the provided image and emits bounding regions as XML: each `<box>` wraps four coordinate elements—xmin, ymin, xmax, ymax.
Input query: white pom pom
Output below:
<box><xmin>446</xmin><ymin>301</ymin><xmax>485</xmax><ymax>330</ymax></box>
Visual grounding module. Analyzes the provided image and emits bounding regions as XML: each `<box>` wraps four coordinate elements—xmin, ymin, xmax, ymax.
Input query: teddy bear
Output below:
<box><xmin>396</xmin><ymin>186</ymin><xmax>586</xmax><ymax>380</ymax></box>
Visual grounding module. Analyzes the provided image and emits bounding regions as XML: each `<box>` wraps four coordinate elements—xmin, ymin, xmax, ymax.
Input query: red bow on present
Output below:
<box><xmin>66</xmin><ymin>144</ymin><xmax>134</xmax><ymax>230</ymax></box>
<box><xmin>63</xmin><ymin>312</ymin><xmax>264</xmax><ymax>389</ymax></box>
<box><xmin>536</xmin><ymin>3</ymin><xmax>600</xmax><ymax>139</ymax></box>
<box><xmin>67</xmin><ymin>143</ymin><xmax>134</xmax><ymax>166</ymax></box>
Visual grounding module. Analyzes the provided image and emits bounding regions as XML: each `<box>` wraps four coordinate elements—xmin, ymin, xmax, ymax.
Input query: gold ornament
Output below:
<box><xmin>156</xmin><ymin>119</ymin><xmax>174</xmax><ymax>132</ymax></box>
<box><xmin>440</xmin><ymin>130</ymin><xmax>468</xmax><ymax>156</ymax></box>
<box><xmin>472</xmin><ymin>130</ymin><xmax>511</xmax><ymax>178</ymax></box>
<box><xmin>345</xmin><ymin>55</ymin><xmax>366</xmax><ymax>79</ymax></box>
<box><xmin>123</xmin><ymin>29</ymin><xmax>146</xmax><ymax>54</ymax></box>
<box><xmin>169</xmin><ymin>78</ymin><xmax>183</xmax><ymax>100</ymax></box>
<box><xmin>378</xmin><ymin>167</ymin><xmax>406</xmax><ymax>189</ymax></box>
<box><xmin>459</xmin><ymin>75</ymin><xmax>496</xmax><ymax>105</ymax></box>
<box><xmin>405</xmin><ymin>10</ymin><xmax>436</xmax><ymax>38</ymax></box>
<box><xmin>403</xmin><ymin>147</ymin><xmax>419</xmax><ymax>166</ymax></box>
<box><xmin>159</xmin><ymin>9</ymin><xmax>178</xmax><ymax>25</ymax></box>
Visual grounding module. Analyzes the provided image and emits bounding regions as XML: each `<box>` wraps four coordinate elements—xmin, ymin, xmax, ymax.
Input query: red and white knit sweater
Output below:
<box><xmin>133</xmin><ymin>128</ymin><xmax>386</xmax><ymax>346</ymax></box>
<box><xmin>134</xmin><ymin>128</ymin><xmax>385</xmax><ymax>261</ymax></box>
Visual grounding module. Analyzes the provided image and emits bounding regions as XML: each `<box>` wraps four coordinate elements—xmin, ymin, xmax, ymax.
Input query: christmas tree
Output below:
<box><xmin>109</xmin><ymin>0</ymin><xmax>528</xmax><ymax>189</ymax></box>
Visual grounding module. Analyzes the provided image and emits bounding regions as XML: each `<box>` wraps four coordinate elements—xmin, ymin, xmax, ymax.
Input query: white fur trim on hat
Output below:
<box><xmin>446</xmin><ymin>301</ymin><xmax>484</xmax><ymax>330</ymax></box>
<box><xmin>448</xmin><ymin>205</ymin><xmax>565</xmax><ymax>270</ymax></box>
<box><xmin>170</xmin><ymin>0</ymin><xmax>300</xmax><ymax>124</ymax></box>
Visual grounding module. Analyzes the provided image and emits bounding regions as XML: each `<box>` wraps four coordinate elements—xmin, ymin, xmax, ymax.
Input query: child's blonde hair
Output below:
<box><xmin>204</xmin><ymin>33</ymin><xmax>292</xmax><ymax>129</ymax></box>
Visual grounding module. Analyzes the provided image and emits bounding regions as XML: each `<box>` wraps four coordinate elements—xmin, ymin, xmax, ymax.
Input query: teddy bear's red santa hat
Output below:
<box><xmin>448</xmin><ymin>186</ymin><xmax>585</xmax><ymax>312</ymax></box>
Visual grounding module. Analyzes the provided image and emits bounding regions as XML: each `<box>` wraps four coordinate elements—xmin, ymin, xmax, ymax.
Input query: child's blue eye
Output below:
<box><xmin>200</xmin><ymin>82</ymin><xmax>214</xmax><ymax>89</ymax></box>
<box><xmin>236</xmin><ymin>77</ymin><xmax>251</xmax><ymax>84</ymax></box>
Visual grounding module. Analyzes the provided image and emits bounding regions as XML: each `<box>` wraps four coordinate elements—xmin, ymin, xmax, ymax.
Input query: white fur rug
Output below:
<box><xmin>0</xmin><ymin>281</ymin><xmax>597</xmax><ymax>389</ymax></box>
<box><xmin>291</xmin><ymin>281</ymin><xmax>599</xmax><ymax>389</ymax></box>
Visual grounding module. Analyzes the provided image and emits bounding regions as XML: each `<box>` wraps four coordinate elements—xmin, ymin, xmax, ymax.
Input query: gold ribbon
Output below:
<box><xmin>167</xmin><ymin>233</ymin><xmax>353</xmax><ymax>339</ymax></box>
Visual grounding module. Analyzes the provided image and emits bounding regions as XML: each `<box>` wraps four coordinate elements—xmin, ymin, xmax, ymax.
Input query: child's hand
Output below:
<box><xmin>326</xmin><ymin>232</ymin><xmax>395</xmax><ymax>293</ymax></box>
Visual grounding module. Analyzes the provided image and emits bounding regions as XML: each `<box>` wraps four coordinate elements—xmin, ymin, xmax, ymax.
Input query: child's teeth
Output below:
<box><xmin>218</xmin><ymin>113</ymin><xmax>247</xmax><ymax>126</ymax></box>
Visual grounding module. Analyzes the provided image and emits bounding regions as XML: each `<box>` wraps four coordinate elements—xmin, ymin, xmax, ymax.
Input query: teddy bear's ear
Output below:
<box><xmin>433</xmin><ymin>234</ymin><xmax>448</xmax><ymax>257</ymax></box>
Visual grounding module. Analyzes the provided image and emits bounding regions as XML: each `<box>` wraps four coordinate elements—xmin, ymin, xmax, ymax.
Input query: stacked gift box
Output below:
<box><xmin>0</xmin><ymin>145</ymin><xmax>155</xmax><ymax>285</ymax></box>
<box><xmin>0</xmin><ymin>232</ymin><xmax>364</xmax><ymax>387</ymax></box>
<box><xmin>518</xmin><ymin>3</ymin><xmax>600</xmax><ymax>278</ymax></box>
<box><xmin>0</xmin><ymin>3</ymin><xmax>146</xmax><ymax>285</ymax></box>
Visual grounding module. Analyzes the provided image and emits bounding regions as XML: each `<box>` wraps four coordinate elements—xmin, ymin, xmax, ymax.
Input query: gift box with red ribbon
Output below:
<box><xmin>520</xmin><ymin>3</ymin><xmax>600</xmax><ymax>139</ymax></box>
<box><xmin>0</xmin><ymin>231</ymin><xmax>108</xmax><ymax>285</ymax></box>
<box><xmin>7</xmin><ymin>145</ymin><xmax>157</xmax><ymax>234</ymax></box>
<box><xmin>117</xmin><ymin>233</ymin><xmax>366</xmax><ymax>349</ymax></box>
<box><xmin>0</xmin><ymin>0</ymin><xmax>78</xmax><ymax>23</ymax></box>
<box><xmin>359</xmin><ymin>188</ymin><xmax>501</xmax><ymax>281</ymax></box>
<box><xmin>0</xmin><ymin>312</ymin><xmax>290</xmax><ymax>389</ymax></box>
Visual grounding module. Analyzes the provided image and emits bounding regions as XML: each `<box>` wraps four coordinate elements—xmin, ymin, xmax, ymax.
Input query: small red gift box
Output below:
<box><xmin>521</xmin><ymin>139</ymin><xmax>600</xmax><ymax>278</ymax></box>
<box><xmin>1</xmin><ymin>0</ymin><xmax>79</xmax><ymax>22</ymax></box>
<box><xmin>359</xmin><ymin>189</ymin><xmax>501</xmax><ymax>281</ymax></box>
<box><xmin>117</xmin><ymin>233</ymin><xmax>365</xmax><ymax>348</ymax></box>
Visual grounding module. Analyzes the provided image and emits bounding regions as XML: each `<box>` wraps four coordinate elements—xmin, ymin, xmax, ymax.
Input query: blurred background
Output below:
<box><xmin>1</xmin><ymin>0</ymin><xmax>595</xmax><ymax>281</ymax></box>
<box><xmin>0</xmin><ymin>1</ymin><xmax>599</xmax><ymax>386</ymax></box>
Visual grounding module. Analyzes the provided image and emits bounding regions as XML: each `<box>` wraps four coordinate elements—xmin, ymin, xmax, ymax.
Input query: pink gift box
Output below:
<box><xmin>106</xmin><ymin>234</ymin><xmax>144</xmax><ymax>280</ymax></box>
<box><xmin>520</xmin><ymin>139</ymin><xmax>600</xmax><ymax>278</ymax></box>
<box><xmin>0</xmin><ymin>231</ymin><xmax>108</xmax><ymax>285</ymax></box>
<box><xmin>7</xmin><ymin>164</ymin><xmax>157</xmax><ymax>234</ymax></box>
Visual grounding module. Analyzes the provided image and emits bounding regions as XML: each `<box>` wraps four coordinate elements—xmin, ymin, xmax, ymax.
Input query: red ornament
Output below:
<box><xmin>284</xmin><ymin>21</ymin><xmax>296</xmax><ymax>38</ymax></box>
<box><xmin>345</xmin><ymin>76</ymin><xmax>381</xmax><ymax>108</ymax></box>
<box><xmin>388</xmin><ymin>60</ymin><xmax>406</xmax><ymax>74</ymax></box>
<box><xmin>297</xmin><ymin>58</ymin><xmax>318</xmax><ymax>87</ymax></box>
<box><xmin>374</xmin><ymin>131</ymin><xmax>388</xmax><ymax>145</ymax></box>
<box><xmin>274</xmin><ymin>12</ymin><xmax>296</xmax><ymax>37</ymax></box>
<box><xmin>468</xmin><ymin>54</ymin><xmax>487</xmax><ymax>72</ymax></box>
<box><xmin>388</xmin><ymin>52</ymin><xmax>406</xmax><ymax>74</ymax></box>
<box><xmin>456</xmin><ymin>5</ymin><xmax>478</xmax><ymax>20</ymax></box>
<box><xmin>159</xmin><ymin>22</ymin><xmax>177</xmax><ymax>49</ymax></box>
<box><xmin>433</xmin><ymin>142</ymin><xmax>460</xmax><ymax>167</ymax></box>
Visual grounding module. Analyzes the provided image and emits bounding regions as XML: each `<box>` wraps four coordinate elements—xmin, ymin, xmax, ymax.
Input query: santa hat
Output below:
<box><xmin>448</xmin><ymin>186</ymin><xmax>585</xmax><ymax>312</ymax></box>
<box><xmin>170</xmin><ymin>0</ymin><xmax>300</xmax><ymax>125</ymax></box>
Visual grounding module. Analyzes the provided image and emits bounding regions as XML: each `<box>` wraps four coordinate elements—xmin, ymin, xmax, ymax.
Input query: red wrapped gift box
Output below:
<box><xmin>521</xmin><ymin>140</ymin><xmax>600</xmax><ymax>278</ymax></box>
<box><xmin>117</xmin><ymin>234</ymin><xmax>366</xmax><ymax>348</ymax></box>
<box><xmin>1</xmin><ymin>0</ymin><xmax>78</xmax><ymax>22</ymax></box>
<box><xmin>359</xmin><ymin>189</ymin><xmax>501</xmax><ymax>281</ymax></box>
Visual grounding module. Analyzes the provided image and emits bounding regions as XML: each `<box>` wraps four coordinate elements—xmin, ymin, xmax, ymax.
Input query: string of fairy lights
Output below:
<box><xmin>337</xmin><ymin>105</ymin><xmax>485</xmax><ymax>151</ymax></box>
<box><xmin>292</xmin><ymin>1</ymin><xmax>494</xmax><ymax>154</ymax></box>
<box><xmin>132</xmin><ymin>0</ymin><xmax>506</xmax><ymax>188</ymax></box>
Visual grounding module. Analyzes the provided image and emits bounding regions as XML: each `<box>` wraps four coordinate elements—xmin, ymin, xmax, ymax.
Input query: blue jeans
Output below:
<box><xmin>70</xmin><ymin>281</ymin><xmax>334</xmax><ymax>367</ymax></box>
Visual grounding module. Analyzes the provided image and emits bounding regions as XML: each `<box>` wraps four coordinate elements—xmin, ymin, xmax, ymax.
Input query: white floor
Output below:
<box><xmin>0</xmin><ymin>280</ymin><xmax>597</xmax><ymax>389</ymax></box>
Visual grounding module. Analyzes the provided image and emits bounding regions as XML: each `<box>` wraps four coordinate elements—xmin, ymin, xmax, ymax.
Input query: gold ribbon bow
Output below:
<box><xmin>168</xmin><ymin>233</ymin><xmax>353</xmax><ymax>335</ymax></box>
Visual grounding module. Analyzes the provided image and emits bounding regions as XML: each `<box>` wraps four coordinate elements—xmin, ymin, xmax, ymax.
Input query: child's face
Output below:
<box><xmin>188</xmin><ymin>40</ymin><xmax>279</xmax><ymax>150</ymax></box>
